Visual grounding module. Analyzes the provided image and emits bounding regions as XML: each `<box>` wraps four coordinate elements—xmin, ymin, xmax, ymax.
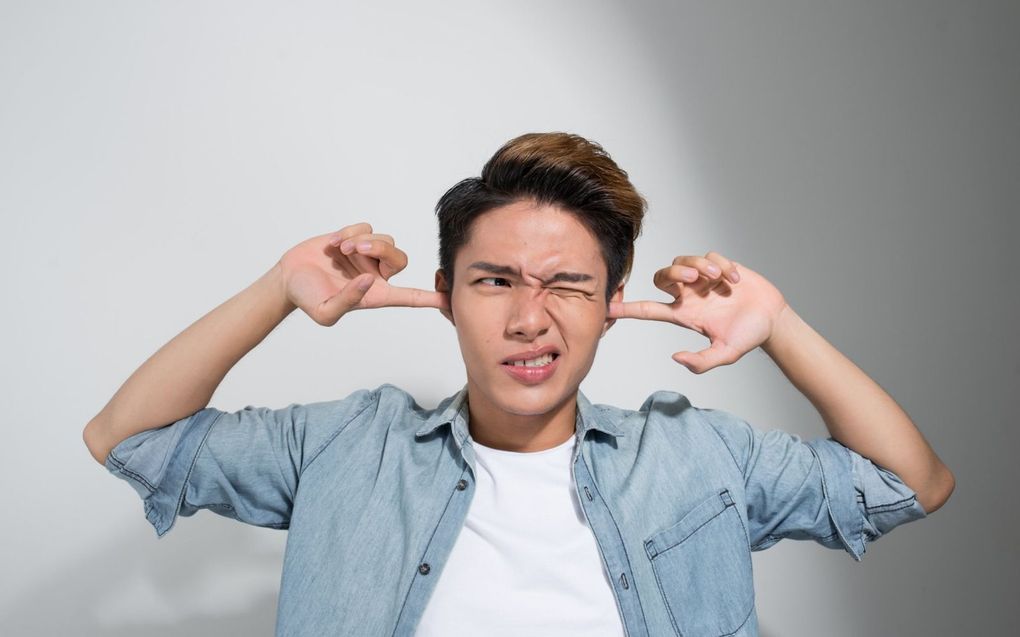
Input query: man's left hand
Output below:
<box><xmin>608</xmin><ymin>252</ymin><xmax>789</xmax><ymax>373</ymax></box>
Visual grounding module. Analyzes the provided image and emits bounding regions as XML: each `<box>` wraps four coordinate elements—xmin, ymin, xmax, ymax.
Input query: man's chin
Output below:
<box><xmin>465</xmin><ymin>368</ymin><xmax>583</xmax><ymax>419</ymax></box>
<box><xmin>491</xmin><ymin>383</ymin><xmax>577</xmax><ymax>418</ymax></box>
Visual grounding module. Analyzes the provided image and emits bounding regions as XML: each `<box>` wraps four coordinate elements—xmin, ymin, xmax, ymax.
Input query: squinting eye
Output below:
<box><xmin>478</xmin><ymin>277</ymin><xmax>510</xmax><ymax>287</ymax></box>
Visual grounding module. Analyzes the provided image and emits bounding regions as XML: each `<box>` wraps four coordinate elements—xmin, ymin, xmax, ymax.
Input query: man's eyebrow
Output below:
<box><xmin>467</xmin><ymin>262</ymin><xmax>595</xmax><ymax>285</ymax></box>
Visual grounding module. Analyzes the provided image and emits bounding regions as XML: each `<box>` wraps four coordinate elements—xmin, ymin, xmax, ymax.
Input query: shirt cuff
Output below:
<box><xmin>805</xmin><ymin>439</ymin><xmax>866</xmax><ymax>560</ymax></box>
<box><xmin>104</xmin><ymin>407</ymin><xmax>223</xmax><ymax>537</ymax></box>
<box><xmin>805</xmin><ymin>438</ymin><xmax>927</xmax><ymax>562</ymax></box>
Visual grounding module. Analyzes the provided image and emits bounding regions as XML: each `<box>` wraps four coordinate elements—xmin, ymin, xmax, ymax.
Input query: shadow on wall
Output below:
<box><xmin>3</xmin><ymin>516</ymin><xmax>282</xmax><ymax>636</ymax></box>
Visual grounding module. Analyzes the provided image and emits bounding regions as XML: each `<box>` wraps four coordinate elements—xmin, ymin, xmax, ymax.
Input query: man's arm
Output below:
<box><xmin>83</xmin><ymin>223</ymin><xmax>447</xmax><ymax>466</ymax></box>
<box><xmin>609</xmin><ymin>251</ymin><xmax>954</xmax><ymax>514</ymax></box>
<box><xmin>760</xmin><ymin>305</ymin><xmax>955</xmax><ymax>513</ymax></box>
<box><xmin>82</xmin><ymin>263</ymin><xmax>295</xmax><ymax>465</ymax></box>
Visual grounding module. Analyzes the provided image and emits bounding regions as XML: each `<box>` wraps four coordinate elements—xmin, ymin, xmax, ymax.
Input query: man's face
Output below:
<box><xmin>436</xmin><ymin>200</ymin><xmax>621</xmax><ymax>421</ymax></box>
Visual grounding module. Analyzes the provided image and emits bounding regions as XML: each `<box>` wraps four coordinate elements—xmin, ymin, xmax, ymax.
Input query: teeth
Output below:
<box><xmin>510</xmin><ymin>353</ymin><xmax>555</xmax><ymax>367</ymax></box>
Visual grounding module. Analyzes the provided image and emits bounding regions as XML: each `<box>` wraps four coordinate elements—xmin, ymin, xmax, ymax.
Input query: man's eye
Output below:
<box><xmin>551</xmin><ymin>287</ymin><xmax>584</xmax><ymax>296</ymax></box>
<box><xmin>478</xmin><ymin>277</ymin><xmax>510</xmax><ymax>287</ymax></box>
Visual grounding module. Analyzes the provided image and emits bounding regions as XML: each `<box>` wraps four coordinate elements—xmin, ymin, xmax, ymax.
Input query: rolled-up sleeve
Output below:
<box><xmin>700</xmin><ymin>408</ymin><xmax>927</xmax><ymax>561</ymax></box>
<box><xmin>104</xmin><ymin>389</ymin><xmax>378</xmax><ymax>537</ymax></box>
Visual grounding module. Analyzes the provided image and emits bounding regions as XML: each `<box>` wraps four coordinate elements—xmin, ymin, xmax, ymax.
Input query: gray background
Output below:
<box><xmin>1</xmin><ymin>1</ymin><xmax>1016</xmax><ymax>635</ymax></box>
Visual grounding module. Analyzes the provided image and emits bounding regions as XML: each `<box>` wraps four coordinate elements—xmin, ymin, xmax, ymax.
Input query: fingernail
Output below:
<box><xmin>329</xmin><ymin>235</ymin><xmax>342</xmax><ymax>246</ymax></box>
<box><xmin>706</xmin><ymin>265</ymin><xmax>720</xmax><ymax>276</ymax></box>
<box><xmin>356</xmin><ymin>242</ymin><xmax>372</xmax><ymax>252</ymax></box>
<box><xmin>340</xmin><ymin>240</ymin><xmax>354</xmax><ymax>253</ymax></box>
<box><xmin>729</xmin><ymin>270</ymin><xmax>740</xmax><ymax>283</ymax></box>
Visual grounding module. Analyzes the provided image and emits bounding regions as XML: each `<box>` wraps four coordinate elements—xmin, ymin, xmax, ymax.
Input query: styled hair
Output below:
<box><xmin>435</xmin><ymin>132</ymin><xmax>647</xmax><ymax>301</ymax></box>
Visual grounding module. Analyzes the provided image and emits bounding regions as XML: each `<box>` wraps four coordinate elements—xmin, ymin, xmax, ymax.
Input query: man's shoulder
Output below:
<box><xmin>287</xmin><ymin>384</ymin><xmax>463</xmax><ymax>465</ymax></box>
<box><xmin>315</xmin><ymin>383</ymin><xmax>464</xmax><ymax>432</ymax></box>
<box><xmin>586</xmin><ymin>389</ymin><xmax>697</xmax><ymax>424</ymax></box>
<box><xmin>584</xmin><ymin>389</ymin><xmax>731</xmax><ymax>437</ymax></box>
<box><xmin>583</xmin><ymin>391</ymin><xmax>752</xmax><ymax>473</ymax></box>
<box><xmin>308</xmin><ymin>382</ymin><xmax>425</xmax><ymax>410</ymax></box>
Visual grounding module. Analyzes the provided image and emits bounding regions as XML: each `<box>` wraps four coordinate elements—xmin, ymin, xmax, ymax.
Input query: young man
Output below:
<box><xmin>84</xmin><ymin>132</ymin><xmax>954</xmax><ymax>637</ymax></box>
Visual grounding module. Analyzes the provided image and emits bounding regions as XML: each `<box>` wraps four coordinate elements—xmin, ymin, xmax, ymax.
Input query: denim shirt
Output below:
<box><xmin>104</xmin><ymin>384</ymin><xmax>926</xmax><ymax>636</ymax></box>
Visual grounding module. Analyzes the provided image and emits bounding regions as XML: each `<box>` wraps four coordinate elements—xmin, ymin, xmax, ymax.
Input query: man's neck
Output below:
<box><xmin>465</xmin><ymin>389</ymin><xmax>577</xmax><ymax>452</ymax></box>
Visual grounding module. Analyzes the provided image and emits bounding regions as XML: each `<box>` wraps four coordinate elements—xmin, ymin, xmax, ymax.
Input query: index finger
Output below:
<box><xmin>385</xmin><ymin>286</ymin><xmax>450</xmax><ymax>311</ymax></box>
<box><xmin>349</xmin><ymin>240</ymin><xmax>409</xmax><ymax>279</ymax></box>
<box><xmin>608</xmin><ymin>300</ymin><xmax>675</xmax><ymax>322</ymax></box>
<box><xmin>329</xmin><ymin>222</ymin><xmax>374</xmax><ymax>244</ymax></box>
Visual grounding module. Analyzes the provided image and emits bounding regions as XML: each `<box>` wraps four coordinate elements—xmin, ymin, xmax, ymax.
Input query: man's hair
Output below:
<box><xmin>435</xmin><ymin>132</ymin><xmax>647</xmax><ymax>301</ymax></box>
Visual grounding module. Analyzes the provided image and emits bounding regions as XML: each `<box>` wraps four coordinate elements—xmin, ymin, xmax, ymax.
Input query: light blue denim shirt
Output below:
<box><xmin>104</xmin><ymin>384</ymin><xmax>926</xmax><ymax>636</ymax></box>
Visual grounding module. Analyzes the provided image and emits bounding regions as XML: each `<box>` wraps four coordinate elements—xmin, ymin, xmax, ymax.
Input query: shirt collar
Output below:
<box><xmin>575</xmin><ymin>389</ymin><xmax>626</xmax><ymax>438</ymax></box>
<box><xmin>414</xmin><ymin>386</ymin><xmax>626</xmax><ymax>441</ymax></box>
<box><xmin>414</xmin><ymin>384</ymin><xmax>472</xmax><ymax>445</ymax></box>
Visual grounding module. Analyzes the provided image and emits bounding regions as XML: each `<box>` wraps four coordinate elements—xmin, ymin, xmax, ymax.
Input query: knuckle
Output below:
<box><xmin>391</xmin><ymin>248</ymin><xmax>409</xmax><ymax>265</ymax></box>
<box><xmin>341</xmin><ymin>223</ymin><xmax>371</xmax><ymax>238</ymax></box>
<box><xmin>708</xmin><ymin>251</ymin><xmax>731</xmax><ymax>265</ymax></box>
<box><xmin>313</xmin><ymin>311</ymin><xmax>336</xmax><ymax>327</ymax></box>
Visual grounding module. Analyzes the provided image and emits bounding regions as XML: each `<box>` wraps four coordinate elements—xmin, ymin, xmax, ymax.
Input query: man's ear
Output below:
<box><xmin>435</xmin><ymin>269</ymin><xmax>455</xmax><ymax>326</ymax></box>
<box><xmin>601</xmin><ymin>283</ymin><xmax>624</xmax><ymax>337</ymax></box>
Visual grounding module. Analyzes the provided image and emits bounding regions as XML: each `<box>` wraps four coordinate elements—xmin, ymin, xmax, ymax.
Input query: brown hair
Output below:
<box><xmin>435</xmin><ymin>132</ymin><xmax>646</xmax><ymax>301</ymax></box>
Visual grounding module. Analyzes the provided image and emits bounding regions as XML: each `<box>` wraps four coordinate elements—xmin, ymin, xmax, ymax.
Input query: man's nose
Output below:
<box><xmin>505</xmin><ymin>288</ymin><xmax>552</xmax><ymax>340</ymax></box>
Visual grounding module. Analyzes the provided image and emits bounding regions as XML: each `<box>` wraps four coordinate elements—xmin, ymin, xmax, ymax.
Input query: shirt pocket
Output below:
<box><xmin>643</xmin><ymin>488</ymin><xmax>755</xmax><ymax>637</ymax></box>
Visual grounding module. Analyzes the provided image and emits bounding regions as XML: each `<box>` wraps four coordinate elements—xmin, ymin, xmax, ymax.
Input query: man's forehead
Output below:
<box><xmin>453</xmin><ymin>203</ymin><xmax>607</xmax><ymax>278</ymax></box>
<box><xmin>457</xmin><ymin>240</ymin><xmax>602</xmax><ymax>279</ymax></box>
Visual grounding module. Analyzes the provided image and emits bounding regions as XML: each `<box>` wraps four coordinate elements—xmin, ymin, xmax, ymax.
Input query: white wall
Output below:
<box><xmin>1</xmin><ymin>1</ymin><xmax>1014</xmax><ymax>634</ymax></box>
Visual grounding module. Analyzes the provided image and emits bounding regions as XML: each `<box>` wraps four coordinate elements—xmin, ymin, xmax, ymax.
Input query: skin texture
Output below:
<box><xmin>435</xmin><ymin>200</ymin><xmax>621</xmax><ymax>452</ymax></box>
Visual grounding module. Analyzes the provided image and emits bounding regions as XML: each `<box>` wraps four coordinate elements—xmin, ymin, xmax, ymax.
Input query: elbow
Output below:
<box><xmin>918</xmin><ymin>463</ymin><xmax>956</xmax><ymax>514</ymax></box>
<box><xmin>82</xmin><ymin>418</ymin><xmax>111</xmax><ymax>466</ymax></box>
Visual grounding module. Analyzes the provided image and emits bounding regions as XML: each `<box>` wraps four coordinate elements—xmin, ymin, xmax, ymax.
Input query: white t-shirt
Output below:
<box><xmin>415</xmin><ymin>434</ymin><xmax>626</xmax><ymax>636</ymax></box>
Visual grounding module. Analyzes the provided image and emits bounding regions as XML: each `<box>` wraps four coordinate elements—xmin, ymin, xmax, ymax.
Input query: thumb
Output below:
<box><xmin>316</xmin><ymin>274</ymin><xmax>375</xmax><ymax>326</ymax></box>
<box><xmin>671</xmin><ymin>341</ymin><xmax>739</xmax><ymax>374</ymax></box>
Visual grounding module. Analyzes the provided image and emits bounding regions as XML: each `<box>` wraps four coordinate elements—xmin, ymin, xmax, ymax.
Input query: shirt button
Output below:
<box><xmin>418</xmin><ymin>562</ymin><xmax>431</xmax><ymax>575</ymax></box>
<box><xmin>456</xmin><ymin>479</ymin><xmax>468</xmax><ymax>491</ymax></box>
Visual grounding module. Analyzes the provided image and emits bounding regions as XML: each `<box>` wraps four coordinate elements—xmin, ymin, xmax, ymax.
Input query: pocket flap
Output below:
<box><xmin>644</xmin><ymin>489</ymin><xmax>735</xmax><ymax>559</ymax></box>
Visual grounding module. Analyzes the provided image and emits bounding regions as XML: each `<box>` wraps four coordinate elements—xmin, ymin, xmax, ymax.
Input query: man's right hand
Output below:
<box><xmin>278</xmin><ymin>222</ymin><xmax>449</xmax><ymax>326</ymax></box>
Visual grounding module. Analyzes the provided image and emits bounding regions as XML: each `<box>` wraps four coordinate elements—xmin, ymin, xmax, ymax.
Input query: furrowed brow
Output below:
<box><xmin>543</xmin><ymin>271</ymin><xmax>595</xmax><ymax>285</ymax></box>
<box><xmin>467</xmin><ymin>262</ymin><xmax>594</xmax><ymax>285</ymax></box>
<box><xmin>467</xmin><ymin>262</ymin><xmax>519</xmax><ymax>277</ymax></box>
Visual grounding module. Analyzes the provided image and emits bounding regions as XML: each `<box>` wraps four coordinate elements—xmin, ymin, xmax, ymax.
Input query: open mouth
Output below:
<box><xmin>500</xmin><ymin>349</ymin><xmax>562</xmax><ymax>385</ymax></box>
<box><xmin>503</xmin><ymin>352</ymin><xmax>559</xmax><ymax>368</ymax></box>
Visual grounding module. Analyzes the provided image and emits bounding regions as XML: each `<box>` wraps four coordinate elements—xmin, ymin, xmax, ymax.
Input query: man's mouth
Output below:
<box><xmin>504</xmin><ymin>352</ymin><xmax>558</xmax><ymax>368</ymax></box>
<box><xmin>500</xmin><ymin>347</ymin><xmax>562</xmax><ymax>384</ymax></box>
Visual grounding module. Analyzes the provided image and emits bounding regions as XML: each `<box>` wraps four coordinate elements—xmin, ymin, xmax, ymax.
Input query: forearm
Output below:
<box><xmin>83</xmin><ymin>262</ymin><xmax>297</xmax><ymax>465</ymax></box>
<box><xmin>761</xmin><ymin>306</ymin><xmax>954</xmax><ymax>513</ymax></box>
